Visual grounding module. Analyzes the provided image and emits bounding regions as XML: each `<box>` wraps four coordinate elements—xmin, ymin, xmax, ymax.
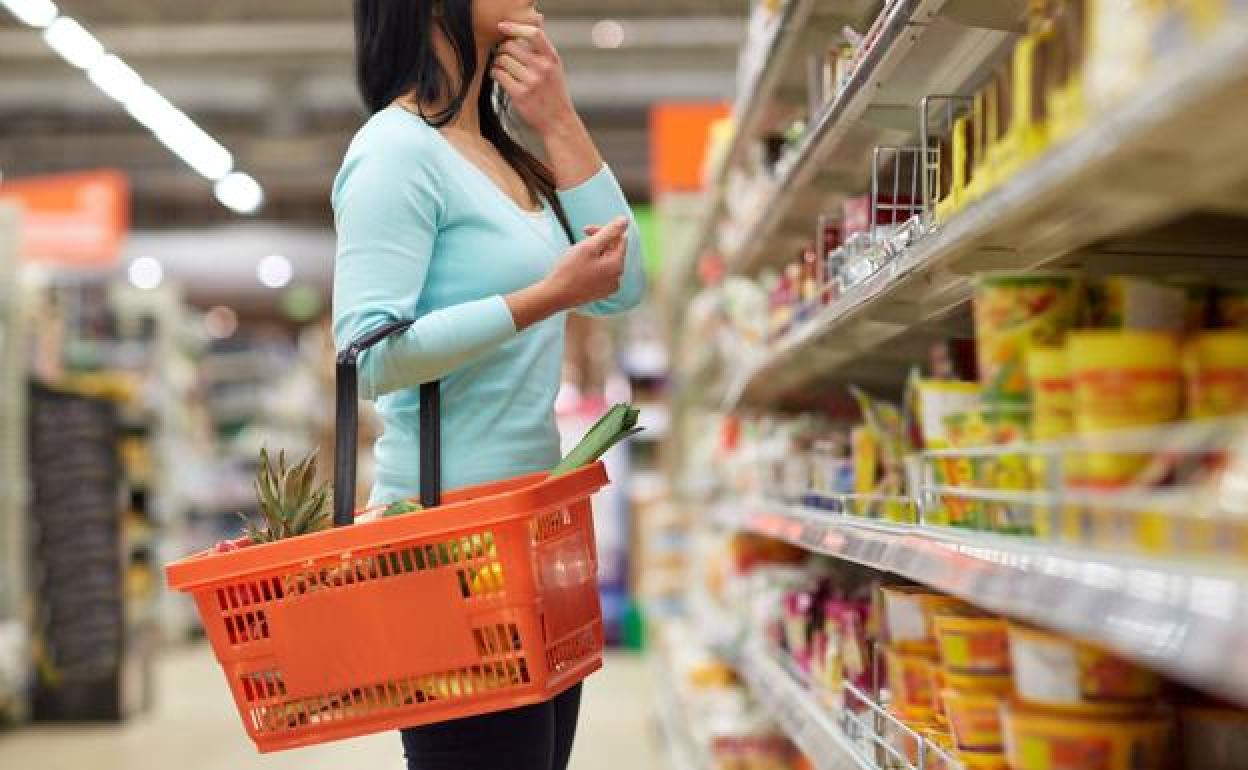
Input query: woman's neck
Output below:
<box><xmin>422</xmin><ymin>33</ymin><xmax>493</xmax><ymax>135</ymax></box>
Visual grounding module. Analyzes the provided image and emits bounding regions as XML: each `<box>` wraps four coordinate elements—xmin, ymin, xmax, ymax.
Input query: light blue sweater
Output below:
<box><xmin>332</xmin><ymin>106</ymin><xmax>644</xmax><ymax>506</ymax></box>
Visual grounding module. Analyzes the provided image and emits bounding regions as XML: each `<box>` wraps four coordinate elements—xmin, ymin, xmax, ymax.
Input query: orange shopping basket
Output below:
<box><xmin>165</xmin><ymin>321</ymin><xmax>607</xmax><ymax>752</ymax></box>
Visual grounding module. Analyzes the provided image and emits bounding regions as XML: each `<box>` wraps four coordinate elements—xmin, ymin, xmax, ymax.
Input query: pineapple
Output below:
<box><xmin>239</xmin><ymin>448</ymin><xmax>332</xmax><ymax>544</ymax></box>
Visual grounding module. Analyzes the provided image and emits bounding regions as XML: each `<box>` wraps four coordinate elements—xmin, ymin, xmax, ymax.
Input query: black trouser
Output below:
<box><xmin>401</xmin><ymin>684</ymin><xmax>582</xmax><ymax>770</ymax></box>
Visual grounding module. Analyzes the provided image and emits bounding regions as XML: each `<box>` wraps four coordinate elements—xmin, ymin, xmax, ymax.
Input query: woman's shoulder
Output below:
<box><xmin>334</xmin><ymin>108</ymin><xmax>446</xmax><ymax>203</ymax></box>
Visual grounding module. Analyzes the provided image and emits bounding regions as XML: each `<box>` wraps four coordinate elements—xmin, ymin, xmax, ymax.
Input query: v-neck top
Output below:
<box><xmin>332</xmin><ymin>106</ymin><xmax>645</xmax><ymax>505</ymax></box>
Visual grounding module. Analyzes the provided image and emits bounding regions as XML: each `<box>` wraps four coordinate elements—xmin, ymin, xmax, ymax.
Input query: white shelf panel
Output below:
<box><xmin>725</xmin><ymin>14</ymin><xmax>1248</xmax><ymax>408</ymax></box>
<box><xmin>718</xmin><ymin>500</ymin><xmax>1248</xmax><ymax>706</ymax></box>
<box><xmin>650</xmin><ymin>650</ymin><xmax>713</xmax><ymax>770</ymax></box>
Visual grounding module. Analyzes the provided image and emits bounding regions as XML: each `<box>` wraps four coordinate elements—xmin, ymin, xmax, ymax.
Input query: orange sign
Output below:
<box><xmin>649</xmin><ymin>102</ymin><xmax>730</xmax><ymax>195</ymax></box>
<box><xmin>0</xmin><ymin>170</ymin><xmax>130</xmax><ymax>267</ymax></box>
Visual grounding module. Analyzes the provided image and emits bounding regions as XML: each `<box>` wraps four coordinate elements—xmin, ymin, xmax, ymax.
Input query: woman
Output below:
<box><xmin>332</xmin><ymin>1</ymin><xmax>644</xmax><ymax>769</ymax></box>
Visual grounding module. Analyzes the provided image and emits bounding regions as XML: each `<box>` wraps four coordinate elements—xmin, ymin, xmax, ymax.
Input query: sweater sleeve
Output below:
<box><xmin>557</xmin><ymin>165</ymin><xmax>647</xmax><ymax>317</ymax></box>
<box><xmin>332</xmin><ymin>143</ymin><xmax>517</xmax><ymax>400</ymax></box>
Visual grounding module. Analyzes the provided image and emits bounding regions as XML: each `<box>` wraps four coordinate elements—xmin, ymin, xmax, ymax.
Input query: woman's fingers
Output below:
<box><xmin>491</xmin><ymin>65</ymin><xmax>526</xmax><ymax>94</ymax></box>
<box><xmin>499</xmin><ymin>21</ymin><xmax>540</xmax><ymax>41</ymax></box>
<box><xmin>499</xmin><ymin>40</ymin><xmax>540</xmax><ymax>66</ymax></box>
<box><xmin>495</xmin><ymin>54</ymin><xmax>537</xmax><ymax>85</ymax></box>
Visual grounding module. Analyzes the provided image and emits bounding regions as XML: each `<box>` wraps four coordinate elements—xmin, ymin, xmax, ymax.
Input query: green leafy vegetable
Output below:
<box><xmin>551</xmin><ymin>404</ymin><xmax>644</xmax><ymax>477</ymax></box>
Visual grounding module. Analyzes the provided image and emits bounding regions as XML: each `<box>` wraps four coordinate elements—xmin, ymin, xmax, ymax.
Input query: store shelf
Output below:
<box><xmin>725</xmin><ymin>14</ymin><xmax>1248</xmax><ymax>408</ymax></box>
<box><xmin>735</xmin><ymin>641</ymin><xmax>874</xmax><ymax>770</ymax></box>
<box><xmin>650</xmin><ymin>650</ymin><xmax>713</xmax><ymax>770</ymax></box>
<box><xmin>724</xmin><ymin>0</ymin><xmax>1020</xmax><ymax>277</ymax></box>
<box><xmin>717</xmin><ymin>500</ymin><xmax>1248</xmax><ymax>707</ymax></box>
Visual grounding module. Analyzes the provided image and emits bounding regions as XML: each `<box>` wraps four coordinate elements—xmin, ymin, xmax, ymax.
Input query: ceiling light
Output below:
<box><xmin>215</xmin><ymin>172</ymin><xmax>264</xmax><ymax>215</ymax></box>
<box><xmin>257</xmin><ymin>255</ymin><xmax>293</xmax><ymax>289</ymax></box>
<box><xmin>43</xmin><ymin>17</ymin><xmax>104</xmax><ymax>70</ymax></box>
<box><xmin>87</xmin><ymin>55</ymin><xmax>141</xmax><ymax>105</ymax></box>
<box><xmin>128</xmin><ymin>256</ymin><xmax>163</xmax><ymax>291</ymax></box>
<box><xmin>204</xmin><ymin>306</ymin><xmax>239</xmax><ymax>339</ymax></box>
<box><xmin>591</xmin><ymin>19</ymin><xmax>625</xmax><ymax>50</ymax></box>
<box><xmin>1</xmin><ymin>0</ymin><xmax>58</xmax><ymax>28</ymax></box>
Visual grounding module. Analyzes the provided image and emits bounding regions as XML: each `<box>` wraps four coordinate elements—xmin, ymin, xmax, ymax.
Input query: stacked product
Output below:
<box><xmin>874</xmin><ymin>583</ymin><xmax>1248</xmax><ymax>770</ymax></box>
<box><xmin>27</xmin><ymin>385</ymin><xmax>145</xmax><ymax>720</ymax></box>
<box><xmin>922</xmin><ymin>271</ymin><xmax>1248</xmax><ymax>554</ymax></box>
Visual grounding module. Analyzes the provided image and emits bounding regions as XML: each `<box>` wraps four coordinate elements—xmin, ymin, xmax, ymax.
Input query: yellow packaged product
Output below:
<box><xmin>1001</xmin><ymin>701</ymin><xmax>1172</xmax><ymax>770</ymax></box>
<box><xmin>881</xmin><ymin>586</ymin><xmax>970</xmax><ymax>653</ymax></box>
<box><xmin>1067</xmin><ymin>331</ymin><xmax>1182</xmax><ymax>486</ymax></box>
<box><xmin>852</xmin><ymin>424</ymin><xmax>879</xmax><ymax>500</ymax></box>
<box><xmin>1084</xmin><ymin>0</ymin><xmax>1158</xmax><ymax>108</ymax></box>
<box><xmin>984</xmin><ymin>405</ymin><xmax>1035</xmax><ymax>535</ymax></box>
<box><xmin>943</xmin><ymin>669</ymin><xmax>1015</xmax><ymax>697</ymax></box>
<box><xmin>1185</xmin><ymin>331</ymin><xmax>1248</xmax><ymax>419</ymax></box>
<box><xmin>933</xmin><ymin>611</ymin><xmax>1011</xmax><ymax>676</ymax></box>
<box><xmin>886</xmin><ymin>650</ymin><xmax>941</xmax><ymax>722</ymax></box>
<box><xmin>1045</xmin><ymin>0</ymin><xmax>1088</xmax><ymax>141</ymax></box>
<box><xmin>973</xmin><ymin>271</ymin><xmax>1082</xmax><ymax>405</ymax></box>
<box><xmin>936</xmin><ymin>114</ymin><xmax>974</xmax><ymax>222</ymax></box>
<box><xmin>1027</xmin><ymin>346</ymin><xmax>1075</xmax><ymax>539</ymax></box>
<box><xmin>1007</xmin><ymin>624</ymin><xmax>1159</xmax><ymax>712</ymax></box>
<box><xmin>942</xmin><ymin>411</ymin><xmax>993</xmax><ymax>530</ymax></box>
<box><xmin>917</xmin><ymin>381</ymin><xmax>982</xmax><ymax>526</ymax></box>
<box><xmin>957</xmin><ymin>749</ymin><xmax>1010</xmax><ymax>770</ymax></box>
<box><xmin>1214</xmin><ymin>284</ymin><xmax>1248</xmax><ymax>329</ymax></box>
<box><xmin>942</xmin><ymin>689</ymin><xmax>1006</xmax><ymax>752</ymax></box>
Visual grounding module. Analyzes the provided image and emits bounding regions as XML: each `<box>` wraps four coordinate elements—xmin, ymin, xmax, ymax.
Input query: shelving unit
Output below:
<box><xmin>0</xmin><ymin>204</ymin><xmax>29</xmax><ymax>722</ymax></box>
<box><xmin>715</xmin><ymin>498</ymin><xmax>1248</xmax><ymax>707</ymax></box>
<box><xmin>723</xmin><ymin>10</ymin><xmax>1248</xmax><ymax>408</ymax></box>
<box><xmin>650</xmin><ymin>644</ymin><xmax>714</xmax><ymax>770</ymax></box>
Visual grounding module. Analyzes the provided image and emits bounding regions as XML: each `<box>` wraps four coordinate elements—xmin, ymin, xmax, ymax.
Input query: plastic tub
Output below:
<box><xmin>1185</xmin><ymin>330</ymin><xmax>1248</xmax><ymax>419</ymax></box>
<box><xmin>933</xmin><ymin>612</ymin><xmax>1011</xmax><ymax>676</ymax></box>
<box><xmin>957</xmin><ymin>749</ymin><xmax>1010</xmax><ymax>770</ymax></box>
<box><xmin>886</xmin><ymin>648</ymin><xmax>940</xmax><ymax>720</ymax></box>
<box><xmin>881</xmin><ymin>586</ymin><xmax>970</xmax><ymax>653</ymax></box>
<box><xmin>1007</xmin><ymin>624</ymin><xmax>1158</xmax><ymax>712</ymax></box>
<box><xmin>1002</xmin><ymin>702</ymin><xmax>1172</xmax><ymax>770</ymax></box>
<box><xmin>943</xmin><ymin>689</ymin><xmax>1006</xmax><ymax>751</ymax></box>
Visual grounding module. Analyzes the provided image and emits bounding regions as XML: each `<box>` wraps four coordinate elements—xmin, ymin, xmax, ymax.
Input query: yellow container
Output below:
<box><xmin>957</xmin><ymin>749</ymin><xmax>1010</xmax><ymax>770</ymax></box>
<box><xmin>1028</xmin><ymin>346</ymin><xmax>1074</xmax><ymax>441</ymax></box>
<box><xmin>943</xmin><ymin>410</ymin><xmax>993</xmax><ymax>530</ymax></box>
<box><xmin>1044</xmin><ymin>0</ymin><xmax>1088</xmax><ymax>142</ymax></box>
<box><xmin>1002</xmin><ymin>702</ymin><xmax>1172</xmax><ymax>770</ymax></box>
<box><xmin>1185</xmin><ymin>331</ymin><xmax>1248</xmax><ymax>419</ymax></box>
<box><xmin>1067</xmin><ymin>330</ymin><xmax>1182</xmax><ymax>486</ymax></box>
<box><xmin>943</xmin><ymin>670</ymin><xmax>1015</xmax><ymax>697</ymax></box>
<box><xmin>933</xmin><ymin>613</ymin><xmax>1011</xmax><ymax>676</ymax></box>
<box><xmin>984</xmin><ymin>405</ymin><xmax>1035</xmax><ymax>535</ymax></box>
<box><xmin>974</xmin><ymin>272</ymin><xmax>1083</xmax><ymax>406</ymax></box>
<box><xmin>1007</xmin><ymin>624</ymin><xmax>1159</xmax><ymax>712</ymax></box>
<box><xmin>887</xmin><ymin>649</ymin><xmax>941</xmax><ymax>721</ymax></box>
<box><xmin>936</xmin><ymin>114</ymin><xmax>974</xmax><ymax>222</ymax></box>
<box><xmin>881</xmin><ymin>586</ymin><xmax>970</xmax><ymax>652</ymax></box>
<box><xmin>942</xmin><ymin>689</ymin><xmax>1006</xmax><ymax>751</ymax></box>
<box><xmin>996</xmin><ymin>29</ymin><xmax>1053</xmax><ymax>182</ymax></box>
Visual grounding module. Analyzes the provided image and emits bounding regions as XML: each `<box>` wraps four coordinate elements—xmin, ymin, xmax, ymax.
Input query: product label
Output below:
<box><xmin>886</xmin><ymin>596</ymin><xmax>928</xmax><ymax>642</ymax></box>
<box><xmin>1020</xmin><ymin>735</ymin><xmax>1111</xmax><ymax>770</ymax></box>
<box><xmin>1012</xmin><ymin>636</ymin><xmax>1079</xmax><ymax>704</ymax></box>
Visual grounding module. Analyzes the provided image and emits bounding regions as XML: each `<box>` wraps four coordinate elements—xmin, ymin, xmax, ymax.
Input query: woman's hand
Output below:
<box><xmin>505</xmin><ymin>217</ymin><xmax>629</xmax><ymax>330</ymax></box>
<box><xmin>491</xmin><ymin>17</ymin><xmax>577</xmax><ymax>136</ymax></box>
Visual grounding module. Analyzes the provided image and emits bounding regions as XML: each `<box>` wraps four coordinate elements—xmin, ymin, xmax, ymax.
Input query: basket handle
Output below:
<box><xmin>333</xmin><ymin>321</ymin><xmax>442</xmax><ymax>528</ymax></box>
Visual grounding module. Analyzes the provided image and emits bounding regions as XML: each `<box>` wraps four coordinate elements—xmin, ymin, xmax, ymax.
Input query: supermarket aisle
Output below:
<box><xmin>0</xmin><ymin>644</ymin><xmax>663</xmax><ymax>770</ymax></box>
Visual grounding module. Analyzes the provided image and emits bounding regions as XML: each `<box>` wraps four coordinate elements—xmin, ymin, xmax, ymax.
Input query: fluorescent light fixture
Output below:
<box><xmin>87</xmin><ymin>55</ymin><xmax>141</xmax><ymax>104</ymax></box>
<box><xmin>1</xmin><ymin>0</ymin><xmax>58</xmax><ymax>28</ymax></box>
<box><xmin>43</xmin><ymin>16</ymin><xmax>104</xmax><ymax>70</ymax></box>
<box><xmin>17</xmin><ymin>7</ymin><xmax>264</xmax><ymax>213</ymax></box>
<box><xmin>591</xmin><ymin>19</ymin><xmax>626</xmax><ymax>49</ymax></box>
<box><xmin>215</xmin><ymin>172</ymin><xmax>264</xmax><ymax>215</ymax></box>
<box><xmin>128</xmin><ymin>257</ymin><xmax>164</xmax><ymax>291</ymax></box>
<box><xmin>256</xmin><ymin>255</ymin><xmax>293</xmax><ymax>289</ymax></box>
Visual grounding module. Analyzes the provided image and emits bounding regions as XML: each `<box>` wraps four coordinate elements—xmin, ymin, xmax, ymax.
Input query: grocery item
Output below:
<box><xmin>956</xmin><ymin>749</ymin><xmax>1010</xmax><ymax>770</ymax></box>
<box><xmin>1007</xmin><ymin>624</ymin><xmax>1159</xmax><ymax>711</ymax></box>
<box><xmin>1067</xmin><ymin>331</ymin><xmax>1182</xmax><ymax>486</ymax></box>
<box><xmin>886</xmin><ymin>649</ymin><xmax>940</xmax><ymax>718</ymax></box>
<box><xmin>942</xmin><ymin>410</ymin><xmax>994</xmax><ymax>529</ymax></box>
<box><xmin>551</xmin><ymin>403</ymin><xmax>643</xmax><ymax>476</ymax></box>
<box><xmin>1184</xmin><ymin>331</ymin><xmax>1248</xmax><ymax>419</ymax></box>
<box><xmin>1084</xmin><ymin>0</ymin><xmax>1158</xmax><ymax>108</ymax></box>
<box><xmin>1001</xmin><ymin>702</ymin><xmax>1172</xmax><ymax>770</ymax></box>
<box><xmin>973</xmin><ymin>271</ymin><xmax>1082</xmax><ymax>405</ymax></box>
<box><xmin>983</xmin><ymin>404</ymin><xmax>1034</xmax><ymax>534</ymax></box>
<box><xmin>1178</xmin><ymin>706</ymin><xmax>1248</xmax><ymax>770</ymax></box>
<box><xmin>237</xmin><ymin>448</ymin><xmax>331</xmax><ymax>544</ymax></box>
<box><xmin>942</xmin><ymin>689</ymin><xmax>1006</xmax><ymax>751</ymax></box>
<box><xmin>916</xmin><ymin>380</ymin><xmax>983</xmax><ymax>450</ymax></box>
<box><xmin>942</xmin><ymin>670</ymin><xmax>1014</xmax><ymax>696</ymax></box>
<box><xmin>881</xmin><ymin>586</ymin><xmax>969</xmax><ymax>654</ymax></box>
<box><xmin>933</xmin><ymin>611</ymin><xmax>1010</xmax><ymax>676</ymax></box>
<box><xmin>1085</xmin><ymin>276</ymin><xmax>1188</xmax><ymax>331</ymax></box>
<box><xmin>1027</xmin><ymin>346</ymin><xmax>1074</xmax><ymax>441</ymax></box>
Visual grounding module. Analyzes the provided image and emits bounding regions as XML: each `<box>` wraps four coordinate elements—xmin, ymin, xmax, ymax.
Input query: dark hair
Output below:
<box><xmin>353</xmin><ymin>0</ymin><xmax>569</xmax><ymax>232</ymax></box>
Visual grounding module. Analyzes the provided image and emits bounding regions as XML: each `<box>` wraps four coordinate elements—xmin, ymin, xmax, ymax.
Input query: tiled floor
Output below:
<box><xmin>0</xmin><ymin>643</ymin><xmax>665</xmax><ymax>770</ymax></box>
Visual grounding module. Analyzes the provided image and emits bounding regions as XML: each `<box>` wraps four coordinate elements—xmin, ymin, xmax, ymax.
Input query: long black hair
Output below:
<box><xmin>353</xmin><ymin>0</ymin><xmax>570</xmax><ymax>232</ymax></box>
